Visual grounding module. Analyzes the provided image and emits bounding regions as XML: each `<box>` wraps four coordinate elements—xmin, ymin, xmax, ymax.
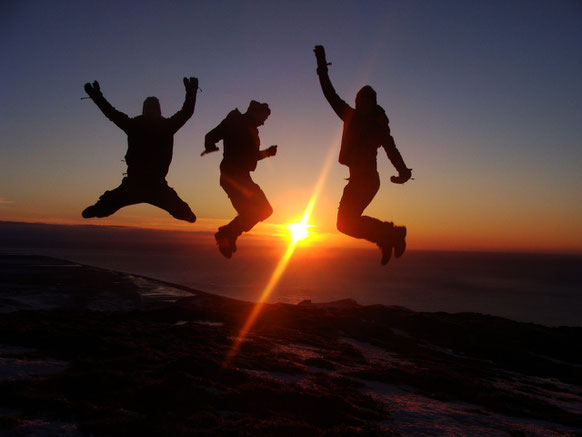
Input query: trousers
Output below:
<box><xmin>337</xmin><ymin>169</ymin><xmax>392</xmax><ymax>244</ymax></box>
<box><xmin>219</xmin><ymin>170</ymin><xmax>272</xmax><ymax>237</ymax></box>
<box><xmin>88</xmin><ymin>177</ymin><xmax>195</xmax><ymax>222</ymax></box>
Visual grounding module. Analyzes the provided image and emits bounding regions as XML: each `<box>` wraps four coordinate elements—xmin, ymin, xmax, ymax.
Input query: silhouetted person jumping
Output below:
<box><xmin>202</xmin><ymin>101</ymin><xmax>277</xmax><ymax>258</ymax></box>
<box><xmin>82</xmin><ymin>78</ymin><xmax>199</xmax><ymax>222</ymax></box>
<box><xmin>314</xmin><ymin>45</ymin><xmax>412</xmax><ymax>265</ymax></box>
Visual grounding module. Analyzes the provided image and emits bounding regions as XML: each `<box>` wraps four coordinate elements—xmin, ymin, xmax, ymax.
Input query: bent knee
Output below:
<box><xmin>259</xmin><ymin>203</ymin><xmax>273</xmax><ymax>221</ymax></box>
<box><xmin>337</xmin><ymin>213</ymin><xmax>357</xmax><ymax>235</ymax></box>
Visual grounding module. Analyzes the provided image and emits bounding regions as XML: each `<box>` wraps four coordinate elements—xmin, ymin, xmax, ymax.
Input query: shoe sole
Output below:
<box><xmin>381</xmin><ymin>246</ymin><xmax>392</xmax><ymax>266</ymax></box>
<box><xmin>215</xmin><ymin>232</ymin><xmax>234</xmax><ymax>259</ymax></box>
<box><xmin>393</xmin><ymin>227</ymin><xmax>407</xmax><ymax>258</ymax></box>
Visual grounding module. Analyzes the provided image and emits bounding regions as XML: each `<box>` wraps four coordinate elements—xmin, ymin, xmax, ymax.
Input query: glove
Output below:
<box><xmin>84</xmin><ymin>81</ymin><xmax>102</xmax><ymax>99</ymax></box>
<box><xmin>183</xmin><ymin>77</ymin><xmax>199</xmax><ymax>94</ymax></box>
<box><xmin>267</xmin><ymin>145</ymin><xmax>278</xmax><ymax>157</ymax></box>
<box><xmin>314</xmin><ymin>45</ymin><xmax>330</xmax><ymax>72</ymax></box>
<box><xmin>390</xmin><ymin>168</ymin><xmax>412</xmax><ymax>184</ymax></box>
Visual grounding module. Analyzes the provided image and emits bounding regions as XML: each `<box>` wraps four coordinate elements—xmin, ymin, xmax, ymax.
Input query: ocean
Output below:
<box><xmin>1</xmin><ymin>222</ymin><xmax>581</xmax><ymax>327</ymax></box>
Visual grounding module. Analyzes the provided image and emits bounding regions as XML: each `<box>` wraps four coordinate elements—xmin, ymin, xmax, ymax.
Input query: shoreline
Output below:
<box><xmin>0</xmin><ymin>254</ymin><xmax>581</xmax><ymax>435</ymax></box>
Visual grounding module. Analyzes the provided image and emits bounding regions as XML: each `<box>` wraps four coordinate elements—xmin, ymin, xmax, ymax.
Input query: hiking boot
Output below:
<box><xmin>170</xmin><ymin>203</ymin><xmax>197</xmax><ymax>223</ymax></box>
<box><xmin>82</xmin><ymin>205</ymin><xmax>98</xmax><ymax>218</ymax></box>
<box><xmin>393</xmin><ymin>226</ymin><xmax>407</xmax><ymax>258</ymax></box>
<box><xmin>81</xmin><ymin>203</ymin><xmax>109</xmax><ymax>218</ymax></box>
<box><xmin>378</xmin><ymin>222</ymin><xmax>395</xmax><ymax>266</ymax></box>
<box><xmin>82</xmin><ymin>200</ymin><xmax>115</xmax><ymax>219</ymax></box>
<box><xmin>175</xmin><ymin>210</ymin><xmax>196</xmax><ymax>223</ymax></box>
<box><xmin>215</xmin><ymin>231</ymin><xmax>236</xmax><ymax>259</ymax></box>
<box><xmin>380</xmin><ymin>243</ymin><xmax>393</xmax><ymax>266</ymax></box>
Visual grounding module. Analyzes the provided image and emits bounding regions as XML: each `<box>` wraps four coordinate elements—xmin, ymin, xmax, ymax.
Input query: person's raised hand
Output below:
<box><xmin>184</xmin><ymin>77</ymin><xmax>199</xmax><ymax>94</ymax></box>
<box><xmin>314</xmin><ymin>45</ymin><xmax>331</xmax><ymax>73</ymax></box>
<box><xmin>84</xmin><ymin>80</ymin><xmax>101</xmax><ymax>98</ymax></box>
<box><xmin>314</xmin><ymin>45</ymin><xmax>326</xmax><ymax>64</ymax></box>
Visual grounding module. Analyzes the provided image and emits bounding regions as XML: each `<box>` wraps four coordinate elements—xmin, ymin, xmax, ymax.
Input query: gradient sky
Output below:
<box><xmin>1</xmin><ymin>0</ymin><xmax>581</xmax><ymax>251</ymax></box>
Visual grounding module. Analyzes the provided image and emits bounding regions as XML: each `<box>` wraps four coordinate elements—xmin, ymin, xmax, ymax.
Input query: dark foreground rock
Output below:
<box><xmin>0</xmin><ymin>255</ymin><xmax>580</xmax><ymax>436</ymax></box>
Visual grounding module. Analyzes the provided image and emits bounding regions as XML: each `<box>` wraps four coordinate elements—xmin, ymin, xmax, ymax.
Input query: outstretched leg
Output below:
<box><xmin>216</xmin><ymin>171</ymin><xmax>273</xmax><ymax>257</ymax></box>
<box><xmin>337</xmin><ymin>170</ymin><xmax>400</xmax><ymax>265</ymax></box>
<box><xmin>147</xmin><ymin>180</ymin><xmax>196</xmax><ymax>223</ymax></box>
<box><xmin>82</xmin><ymin>178</ymin><xmax>137</xmax><ymax>218</ymax></box>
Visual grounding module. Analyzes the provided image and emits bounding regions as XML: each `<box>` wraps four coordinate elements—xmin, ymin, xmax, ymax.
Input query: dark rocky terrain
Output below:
<box><xmin>0</xmin><ymin>255</ymin><xmax>580</xmax><ymax>436</ymax></box>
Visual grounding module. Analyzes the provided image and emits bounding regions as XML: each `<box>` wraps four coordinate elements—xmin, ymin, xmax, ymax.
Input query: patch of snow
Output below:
<box><xmin>491</xmin><ymin>375</ymin><xmax>582</xmax><ymax>416</ymax></box>
<box><xmin>339</xmin><ymin>337</ymin><xmax>415</xmax><ymax>367</ymax></box>
<box><xmin>360</xmin><ymin>380</ymin><xmax>581</xmax><ymax>437</ymax></box>
<box><xmin>193</xmin><ymin>320</ymin><xmax>224</xmax><ymax>327</ymax></box>
<box><xmin>128</xmin><ymin>275</ymin><xmax>195</xmax><ymax>299</ymax></box>
<box><xmin>418</xmin><ymin>342</ymin><xmax>468</xmax><ymax>360</ymax></box>
<box><xmin>0</xmin><ymin>294</ymin><xmax>63</xmax><ymax>313</ymax></box>
<box><xmin>274</xmin><ymin>343</ymin><xmax>323</xmax><ymax>360</ymax></box>
<box><xmin>242</xmin><ymin>368</ymin><xmax>305</xmax><ymax>384</ymax></box>
<box><xmin>530</xmin><ymin>353</ymin><xmax>582</xmax><ymax>369</ymax></box>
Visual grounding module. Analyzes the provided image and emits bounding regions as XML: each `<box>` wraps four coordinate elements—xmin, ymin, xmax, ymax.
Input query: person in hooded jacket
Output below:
<box><xmin>82</xmin><ymin>78</ymin><xmax>198</xmax><ymax>223</ymax></box>
<box><xmin>314</xmin><ymin>45</ymin><xmax>412</xmax><ymax>265</ymax></box>
<box><xmin>202</xmin><ymin>100</ymin><xmax>277</xmax><ymax>258</ymax></box>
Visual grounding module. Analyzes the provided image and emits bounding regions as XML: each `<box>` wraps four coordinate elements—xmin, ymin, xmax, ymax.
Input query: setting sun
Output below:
<box><xmin>287</xmin><ymin>222</ymin><xmax>312</xmax><ymax>243</ymax></box>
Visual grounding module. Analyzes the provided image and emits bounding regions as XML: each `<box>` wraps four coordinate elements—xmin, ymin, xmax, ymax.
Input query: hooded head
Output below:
<box><xmin>355</xmin><ymin>85</ymin><xmax>377</xmax><ymax>114</ymax></box>
<box><xmin>142</xmin><ymin>97</ymin><xmax>162</xmax><ymax>119</ymax></box>
<box><xmin>246</xmin><ymin>100</ymin><xmax>271</xmax><ymax>126</ymax></box>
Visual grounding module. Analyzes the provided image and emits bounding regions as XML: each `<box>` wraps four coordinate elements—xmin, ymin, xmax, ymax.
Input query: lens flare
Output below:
<box><xmin>287</xmin><ymin>222</ymin><xmax>312</xmax><ymax>243</ymax></box>
<box><xmin>223</xmin><ymin>136</ymin><xmax>340</xmax><ymax>367</ymax></box>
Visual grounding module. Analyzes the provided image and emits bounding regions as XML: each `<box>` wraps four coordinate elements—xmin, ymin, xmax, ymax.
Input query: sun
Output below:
<box><xmin>287</xmin><ymin>222</ymin><xmax>312</xmax><ymax>243</ymax></box>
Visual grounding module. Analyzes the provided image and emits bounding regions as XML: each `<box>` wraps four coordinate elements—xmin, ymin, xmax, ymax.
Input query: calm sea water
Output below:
<box><xmin>4</xmin><ymin>238</ymin><xmax>580</xmax><ymax>327</ymax></box>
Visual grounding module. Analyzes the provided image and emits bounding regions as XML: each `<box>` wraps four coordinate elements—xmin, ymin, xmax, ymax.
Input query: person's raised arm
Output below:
<box><xmin>169</xmin><ymin>77</ymin><xmax>198</xmax><ymax>133</ymax></box>
<box><xmin>258</xmin><ymin>145</ymin><xmax>277</xmax><ymax>160</ymax></box>
<box><xmin>314</xmin><ymin>45</ymin><xmax>350</xmax><ymax>120</ymax></box>
<box><xmin>84</xmin><ymin>81</ymin><xmax>130</xmax><ymax>131</ymax></box>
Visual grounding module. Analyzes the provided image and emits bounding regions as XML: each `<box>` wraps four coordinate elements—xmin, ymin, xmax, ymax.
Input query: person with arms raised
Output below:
<box><xmin>82</xmin><ymin>77</ymin><xmax>199</xmax><ymax>223</ymax></box>
<box><xmin>314</xmin><ymin>45</ymin><xmax>412</xmax><ymax>265</ymax></box>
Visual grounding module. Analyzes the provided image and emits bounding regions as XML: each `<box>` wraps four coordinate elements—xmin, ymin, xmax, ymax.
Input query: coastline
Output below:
<box><xmin>0</xmin><ymin>255</ymin><xmax>580</xmax><ymax>435</ymax></box>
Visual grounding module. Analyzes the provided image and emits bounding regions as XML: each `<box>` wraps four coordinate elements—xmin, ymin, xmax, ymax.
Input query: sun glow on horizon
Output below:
<box><xmin>286</xmin><ymin>222</ymin><xmax>313</xmax><ymax>244</ymax></box>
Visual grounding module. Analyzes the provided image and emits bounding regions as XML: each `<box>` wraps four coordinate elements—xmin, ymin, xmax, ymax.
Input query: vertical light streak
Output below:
<box><xmin>223</xmin><ymin>139</ymin><xmax>339</xmax><ymax>366</ymax></box>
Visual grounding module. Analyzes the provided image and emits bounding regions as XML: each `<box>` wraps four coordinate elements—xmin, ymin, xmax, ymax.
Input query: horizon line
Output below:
<box><xmin>1</xmin><ymin>220</ymin><xmax>581</xmax><ymax>255</ymax></box>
